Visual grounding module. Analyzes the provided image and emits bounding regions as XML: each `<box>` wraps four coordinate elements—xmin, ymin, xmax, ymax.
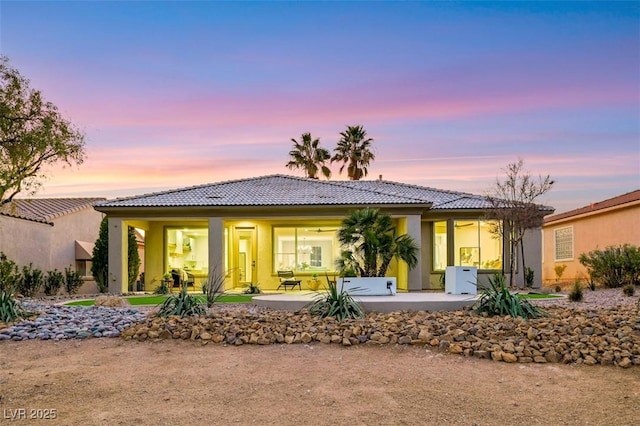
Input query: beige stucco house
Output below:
<box><xmin>542</xmin><ymin>189</ymin><xmax>640</xmax><ymax>284</ymax></box>
<box><xmin>94</xmin><ymin>175</ymin><xmax>551</xmax><ymax>294</ymax></box>
<box><xmin>0</xmin><ymin>198</ymin><xmax>106</xmax><ymax>294</ymax></box>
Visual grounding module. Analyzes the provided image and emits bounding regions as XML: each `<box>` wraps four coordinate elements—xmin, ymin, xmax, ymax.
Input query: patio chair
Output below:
<box><xmin>277</xmin><ymin>270</ymin><xmax>302</xmax><ymax>291</ymax></box>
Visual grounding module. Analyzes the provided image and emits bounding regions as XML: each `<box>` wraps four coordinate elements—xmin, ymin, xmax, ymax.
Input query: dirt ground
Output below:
<box><xmin>0</xmin><ymin>339</ymin><xmax>638</xmax><ymax>425</ymax></box>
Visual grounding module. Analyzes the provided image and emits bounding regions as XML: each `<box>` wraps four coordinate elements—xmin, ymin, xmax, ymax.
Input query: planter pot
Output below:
<box><xmin>337</xmin><ymin>277</ymin><xmax>396</xmax><ymax>296</ymax></box>
<box><xmin>307</xmin><ymin>279</ymin><xmax>320</xmax><ymax>291</ymax></box>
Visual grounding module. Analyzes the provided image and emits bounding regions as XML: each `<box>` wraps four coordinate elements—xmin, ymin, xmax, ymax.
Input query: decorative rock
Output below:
<box><xmin>502</xmin><ymin>353</ymin><xmax>517</xmax><ymax>363</ymax></box>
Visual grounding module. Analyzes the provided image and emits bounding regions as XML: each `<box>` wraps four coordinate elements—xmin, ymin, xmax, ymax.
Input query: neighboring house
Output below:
<box><xmin>542</xmin><ymin>190</ymin><xmax>640</xmax><ymax>284</ymax></box>
<box><xmin>0</xmin><ymin>198</ymin><xmax>105</xmax><ymax>294</ymax></box>
<box><xmin>94</xmin><ymin>174</ymin><xmax>552</xmax><ymax>294</ymax></box>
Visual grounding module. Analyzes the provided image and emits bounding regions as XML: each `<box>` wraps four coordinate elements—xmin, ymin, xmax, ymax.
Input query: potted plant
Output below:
<box><xmin>308</xmin><ymin>273</ymin><xmax>320</xmax><ymax>291</ymax></box>
<box><xmin>336</xmin><ymin>208</ymin><xmax>418</xmax><ymax>295</ymax></box>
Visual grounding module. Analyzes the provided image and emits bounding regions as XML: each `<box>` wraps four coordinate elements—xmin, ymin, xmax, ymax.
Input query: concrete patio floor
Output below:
<box><xmin>252</xmin><ymin>291</ymin><xmax>479</xmax><ymax>313</ymax></box>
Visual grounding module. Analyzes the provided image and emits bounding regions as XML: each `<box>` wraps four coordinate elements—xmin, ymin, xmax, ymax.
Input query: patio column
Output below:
<box><xmin>406</xmin><ymin>215</ymin><xmax>422</xmax><ymax>291</ymax></box>
<box><xmin>107</xmin><ymin>217</ymin><xmax>128</xmax><ymax>294</ymax></box>
<box><xmin>208</xmin><ymin>217</ymin><xmax>224</xmax><ymax>281</ymax></box>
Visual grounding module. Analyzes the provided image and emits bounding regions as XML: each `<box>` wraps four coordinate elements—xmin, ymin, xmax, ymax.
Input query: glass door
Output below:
<box><xmin>234</xmin><ymin>227</ymin><xmax>256</xmax><ymax>287</ymax></box>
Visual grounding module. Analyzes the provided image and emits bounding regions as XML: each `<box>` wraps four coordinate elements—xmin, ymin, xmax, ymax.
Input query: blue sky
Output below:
<box><xmin>1</xmin><ymin>1</ymin><xmax>638</xmax><ymax>213</ymax></box>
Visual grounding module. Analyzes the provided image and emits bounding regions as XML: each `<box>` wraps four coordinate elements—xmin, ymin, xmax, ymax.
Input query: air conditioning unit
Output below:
<box><xmin>445</xmin><ymin>266</ymin><xmax>477</xmax><ymax>295</ymax></box>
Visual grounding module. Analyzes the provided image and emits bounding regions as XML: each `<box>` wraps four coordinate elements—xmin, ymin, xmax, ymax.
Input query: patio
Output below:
<box><xmin>252</xmin><ymin>291</ymin><xmax>479</xmax><ymax>313</ymax></box>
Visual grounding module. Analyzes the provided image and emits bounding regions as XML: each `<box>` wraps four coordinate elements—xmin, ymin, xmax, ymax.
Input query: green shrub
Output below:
<box><xmin>0</xmin><ymin>287</ymin><xmax>26</xmax><ymax>323</ymax></box>
<box><xmin>44</xmin><ymin>270</ymin><xmax>64</xmax><ymax>296</ymax></box>
<box><xmin>0</xmin><ymin>252</ymin><xmax>19</xmax><ymax>293</ymax></box>
<box><xmin>579</xmin><ymin>244</ymin><xmax>640</xmax><ymax>288</ymax></box>
<box><xmin>64</xmin><ymin>266</ymin><xmax>84</xmax><ymax>295</ymax></box>
<box><xmin>154</xmin><ymin>280</ymin><xmax>170</xmax><ymax>295</ymax></box>
<box><xmin>568</xmin><ymin>280</ymin><xmax>584</xmax><ymax>302</ymax></box>
<box><xmin>157</xmin><ymin>284</ymin><xmax>205</xmax><ymax>318</ymax></box>
<box><xmin>17</xmin><ymin>264</ymin><xmax>44</xmax><ymax>297</ymax></box>
<box><xmin>524</xmin><ymin>267</ymin><xmax>534</xmax><ymax>288</ymax></box>
<box><xmin>622</xmin><ymin>284</ymin><xmax>635</xmax><ymax>297</ymax></box>
<box><xmin>243</xmin><ymin>282</ymin><xmax>261</xmax><ymax>295</ymax></box>
<box><xmin>473</xmin><ymin>273</ymin><xmax>546</xmax><ymax>319</ymax></box>
<box><xmin>307</xmin><ymin>280</ymin><xmax>364</xmax><ymax>321</ymax></box>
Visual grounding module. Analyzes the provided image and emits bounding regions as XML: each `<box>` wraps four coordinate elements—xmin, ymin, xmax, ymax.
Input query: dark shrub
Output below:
<box><xmin>473</xmin><ymin>273</ymin><xmax>546</xmax><ymax>319</ymax></box>
<box><xmin>17</xmin><ymin>264</ymin><xmax>44</xmax><ymax>297</ymax></box>
<box><xmin>579</xmin><ymin>244</ymin><xmax>640</xmax><ymax>288</ymax></box>
<box><xmin>44</xmin><ymin>270</ymin><xmax>64</xmax><ymax>296</ymax></box>
<box><xmin>64</xmin><ymin>266</ymin><xmax>84</xmax><ymax>295</ymax></box>
<box><xmin>568</xmin><ymin>280</ymin><xmax>583</xmax><ymax>302</ymax></box>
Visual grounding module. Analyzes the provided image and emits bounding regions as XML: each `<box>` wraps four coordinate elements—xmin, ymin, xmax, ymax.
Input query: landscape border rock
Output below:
<box><xmin>122</xmin><ymin>304</ymin><xmax>640</xmax><ymax>368</ymax></box>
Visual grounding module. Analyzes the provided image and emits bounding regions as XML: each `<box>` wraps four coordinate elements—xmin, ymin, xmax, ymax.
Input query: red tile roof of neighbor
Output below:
<box><xmin>0</xmin><ymin>198</ymin><xmax>105</xmax><ymax>225</ymax></box>
<box><xmin>544</xmin><ymin>190</ymin><xmax>640</xmax><ymax>224</ymax></box>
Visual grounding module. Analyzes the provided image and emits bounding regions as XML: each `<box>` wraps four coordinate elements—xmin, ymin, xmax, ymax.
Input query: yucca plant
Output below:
<box><xmin>307</xmin><ymin>279</ymin><xmax>364</xmax><ymax>321</ymax></box>
<box><xmin>157</xmin><ymin>283</ymin><xmax>205</xmax><ymax>318</ymax></box>
<box><xmin>202</xmin><ymin>266</ymin><xmax>226</xmax><ymax>308</ymax></box>
<box><xmin>473</xmin><ymin>273</ymin><xmax>546</xmax><ymax>319</ymax></box>
<box><xmin>0</xmin><ymin>287</ymin><xmax>27</xmax><ymax>323</ymax></box>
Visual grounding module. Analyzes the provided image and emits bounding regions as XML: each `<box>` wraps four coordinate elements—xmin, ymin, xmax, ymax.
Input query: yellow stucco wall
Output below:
<box><xmin>542</xmin><ymin>203</ymin><xmax>640</xmax><ymax>283</ymax></box>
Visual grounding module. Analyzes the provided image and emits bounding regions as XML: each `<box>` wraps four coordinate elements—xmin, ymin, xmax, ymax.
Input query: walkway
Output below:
<box><xmin>253</xmin><ymin>291</ymin><xmax>479</xmax><ymax>313</ymax></box>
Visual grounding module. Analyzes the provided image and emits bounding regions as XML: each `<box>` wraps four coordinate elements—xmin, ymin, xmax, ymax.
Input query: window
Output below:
<box><xmin>165</xmin><ymin>227</ymin><xmax>208</xmax><ymax>287</ymax></box>
<box><xmin>554</xmin><ymin>226</ymin><xmax>573</xmax><ymax>261</ymax></box>
<box><xmin>273</xmin><ymin>226</ymin><xmax>339</xmax><ymax>273</ymax></box>
<box><xmin>453</xmin><ymin>220</ymin><xmax>502</xmax><ymax>270</ymax></box>
<box><xmin>76</xmin><ymin>260</ymin><xmax>92</xmax><ymax>277</ymax></box>
<box><xmin>433</xmin><ymin>221</ymin><xmax>447</xmax><ymax>270</ymax></box>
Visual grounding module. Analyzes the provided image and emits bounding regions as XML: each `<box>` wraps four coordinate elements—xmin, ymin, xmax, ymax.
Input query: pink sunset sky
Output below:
<box><xmin>1</xmin><ymin>1</ymin><xmax>638</xmax><ymax>214</ymax></box>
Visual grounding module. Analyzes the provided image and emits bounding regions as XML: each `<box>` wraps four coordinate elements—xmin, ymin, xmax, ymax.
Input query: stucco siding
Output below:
<box><xmin>542</xmin><ymin>204</ymin><xmax>640</xmax><ymax>282</ymax></box>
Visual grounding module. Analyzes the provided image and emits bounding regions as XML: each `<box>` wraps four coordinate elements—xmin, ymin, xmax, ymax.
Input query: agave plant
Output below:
<box><xmin>473</xmin><ymin>273</ymin><xmax>546</xmax><ymax>319</ymax></box>
<box><xmin>0</xmin><ymin>286</ymin><xmax>27</xmax><ymax>323</ymax></box>
<box><xmin>307</xmin><ymin>279</ymin><xmax>364</xmax><ymax>321</ymax></box>
<box><xmin>157</xmin><ymin>283</ymin><xmax>205</xmax><ymax>318</ymax></box>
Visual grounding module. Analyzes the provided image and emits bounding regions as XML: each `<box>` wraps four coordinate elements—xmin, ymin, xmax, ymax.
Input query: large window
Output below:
<box><xmin>165</xmin><ymin>227</ymin><xmax>208</xmax><ymax>287</ymax></box>
<box><xmin>554</xmin><ymin>226</ymin><xmax>573</xmax><ymax>261</ymax></box>
<box><xmin>453</xmin><ymin>220</ymin><xmax>502</xmax><ymax>270</ymax></box>
<box><xmin>273</xmin><ymin>226</ymin><xmax>339</xmax><ymax>273</ymax></box>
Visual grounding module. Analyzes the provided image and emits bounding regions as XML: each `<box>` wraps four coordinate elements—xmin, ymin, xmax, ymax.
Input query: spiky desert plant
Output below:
<box><xmin>157</xmin><ymin>283</ymin><xmax>205</xmax><ymax>318</ymax></box>
<box><xmin>307</xmin><ymin>279</ymin><xmax>364</xmax><ymax>321</ymax></box>
<box><xmin>202</xmin><ymin>266</ymin><xmax>226</xmax><ymax>308</ymax></box>
<box><xmin>473</xmin><ymin>273</ymin><xmax>546</xmax><ymax>319</ymax></box>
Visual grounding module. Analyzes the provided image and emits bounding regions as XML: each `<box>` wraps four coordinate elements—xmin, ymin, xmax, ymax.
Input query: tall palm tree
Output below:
<box><xmin>331</xmin><ymin>125</ymin><xmax>375</xmax><ymax>180</ymax></box>
<box><xmin>286</xmin><ymin>132</ymin><xmax>331</xmax><ymax>179</ymax></box>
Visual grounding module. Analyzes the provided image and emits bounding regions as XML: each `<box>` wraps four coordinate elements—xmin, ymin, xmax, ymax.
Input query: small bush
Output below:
<box><xmin>307</xmin><ymin>280</ymin><xmax>364</xmax><ymax>321</ymax></box>
<box><xmin>554</xmin><ymin>285</ymin><xmax>562</xmax><ymax>293</ymax></box>
<box><xmin>157</xmin><ymin>284</ymin><xmax>205</xmax><ymax>318</ymax></box>
<box><xmin>243</xmin><ymin>282</ymin><xmax>261</xmax><ymax>294</ymax></box>
<box><xmin>568</xmin><ymin>280</ymin><xmax>584</xmax><ymax>302</ymax></box>
<box><xmin>554</xmin><ymin>264</ymin><xmax>567</xmax><ymax>282</ymax></box>
<box><xmin>64</xmin><ymin>266</ymin><xmax>84</xmax><ymax>295</ymax></box>
<box><xmin>579</xmin><ymin>244</ymin><xmax>640</xmax><ymax>288</ymax></box>
<box><xmin>17</xmin><ymin>264</ymin><xmax>44</xmax><ymax>297</ymax></box>
<box><xmin>44</xmin><ymin>270</ymin><xmax>64</xmax><ymax>296</ymax></box>
<box><xmin>622</xmin><ymin>284</ymin><xmax>635</xmax><ymax>297</ymax></box>
<box><xmin>154</xmin><ymin>280</ymin><xmax>170</xmax><ymax>295</ymax></box>
<box><xmin>473</xmin><ymin>273</ymin><xmax>546</xmax><ymax>319</ymax></box>
<box><xmin>0</xmin><ymin>252</ymin><xmax>19</xmax><ymax>293</ymax></box>
<box><xmin>524</xmin><ymin>267</ymin><xmax>534</xmax><ymax>288</ymax></box>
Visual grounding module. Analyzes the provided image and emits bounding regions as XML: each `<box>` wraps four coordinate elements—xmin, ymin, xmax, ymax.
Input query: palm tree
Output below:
<box><xmin>337</xmin><ymin>208</ymin><xmax>418</xmax><ymax>277</ymax></box>
<box><xmin>331</xmin><ymin>125</ymin><xmax>375</xmax><ymax>180</ymax></box>
<box><xmin>285</xmin><ymin>133</ymin><xmax>331</xmax><ymax>179</ymax></box>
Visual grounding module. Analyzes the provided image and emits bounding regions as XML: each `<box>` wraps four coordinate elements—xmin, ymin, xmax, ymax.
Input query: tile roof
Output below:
<box><xmin>0</xmin><ymin>198</ymin><xmax>105</xmax><ymax>225</ymax></box>
<box><xmin>544</xmin><ymin>189</ymin><xmax>640</xmax><ymax>224</ymax></box>
<box><xmin>95</xmin><ymin>174</ymin><xmax>552</xmax><ymax>212</ymax></box>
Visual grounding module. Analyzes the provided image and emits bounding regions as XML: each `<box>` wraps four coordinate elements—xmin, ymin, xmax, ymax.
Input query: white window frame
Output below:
<box><xmin>554</xmin><ymin>226</ymin><xmax>574</xmax><ymax>261</ymax></box>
